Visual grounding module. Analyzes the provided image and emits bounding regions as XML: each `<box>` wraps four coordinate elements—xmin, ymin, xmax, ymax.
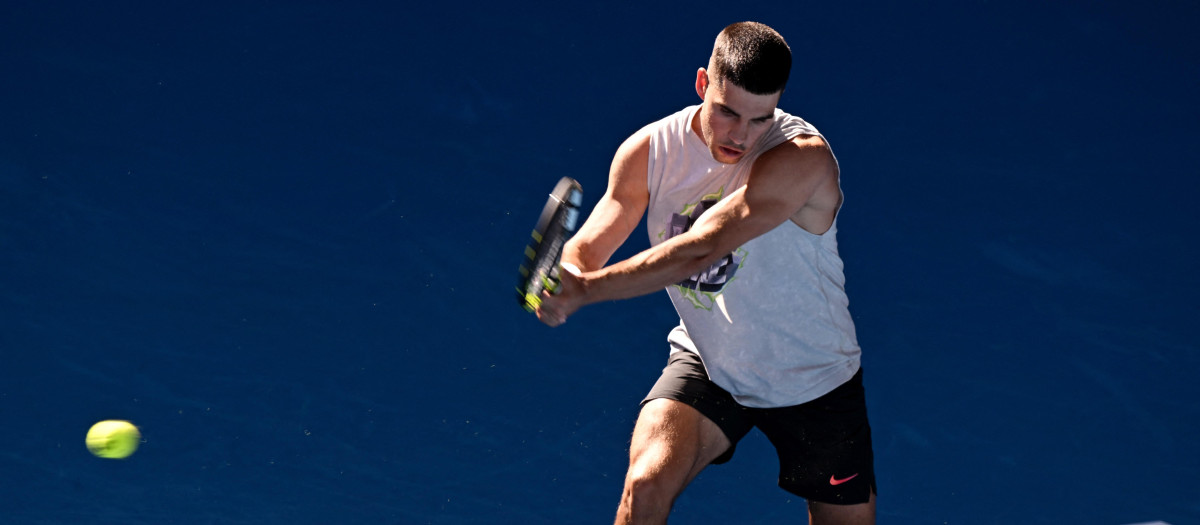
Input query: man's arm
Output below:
<box><xmin>538</xmin><ymin>135</ymin><xmax>837</xmax><ymax>326</ymax></box>
<box><xmin>559</xmin><ymin>131</ymin><xmax>651</xmax><ymax>272</ymax></box>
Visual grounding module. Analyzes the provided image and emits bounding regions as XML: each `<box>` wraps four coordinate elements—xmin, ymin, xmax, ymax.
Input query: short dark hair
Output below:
<box><xmin>709</xmin><ymin>22</ymin><xmax>792</xmax><ymax>95</ymax></box>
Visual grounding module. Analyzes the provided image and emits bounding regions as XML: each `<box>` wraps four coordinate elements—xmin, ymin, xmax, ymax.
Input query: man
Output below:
<box><xmin>537</xmin><ymin>21</ymin><xmax>875</xmax><ymax>524</ymax></box>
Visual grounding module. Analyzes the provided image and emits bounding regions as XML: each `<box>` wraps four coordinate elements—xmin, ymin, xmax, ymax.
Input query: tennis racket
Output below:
<box><xmin>516</xmin><ymin>176</ymin><xmax>583</xmax><ymax>312</ymax></box>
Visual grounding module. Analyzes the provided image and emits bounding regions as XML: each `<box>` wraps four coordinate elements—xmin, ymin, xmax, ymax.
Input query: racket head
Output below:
<box><xmin>517</xmin><ymin>177</ymin><xmax>583</xmax><ymax>312</ymax></box>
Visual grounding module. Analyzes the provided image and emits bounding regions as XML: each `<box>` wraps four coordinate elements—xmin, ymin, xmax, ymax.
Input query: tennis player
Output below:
<box><xmin>537</xmin><ymin>21</ymin><xmax>876</xmax><ymax>524</ymax></box>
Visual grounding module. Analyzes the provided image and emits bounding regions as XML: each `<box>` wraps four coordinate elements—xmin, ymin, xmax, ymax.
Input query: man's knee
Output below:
<box><xmin>617</xmin><ymin>456</ymin><xmax>688</xmax><ymax>524</ymax></box>
<box><xmin>621</xmin><ymin>463</ymin><xmax>677</xmax><ymax>508</ymax></box>
<box><xmin>623</xmin><ymin>436</ymin><xmax>687</xmax><ymax>505</ymax></box>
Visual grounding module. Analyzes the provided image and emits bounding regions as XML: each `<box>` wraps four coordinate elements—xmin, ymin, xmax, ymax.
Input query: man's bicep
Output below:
<box><xmin>563</xmin><ymin>133</ymin><xmax>651</xmax><ymax>271</ymax></box>
<box><xmin>741</xmin><ymin>136</ymin><xmax>838</xmax><ymax>226</ymax></box>
<box><xmin>688</xmin><ymin>138</ymin><xmax>837</xmax><ymax>255</ymax></box>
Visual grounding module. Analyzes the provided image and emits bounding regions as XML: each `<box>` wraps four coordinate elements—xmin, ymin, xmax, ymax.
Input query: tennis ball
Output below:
<box><xmin>86</xmin><ymin>420</ymin><xmax>141</xmax><ymax>459</ymax></box>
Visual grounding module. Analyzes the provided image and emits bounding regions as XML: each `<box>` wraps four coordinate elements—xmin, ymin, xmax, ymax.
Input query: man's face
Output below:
<box><xmin>693</xmin><ymin>69</ymin><xmax>781</xmax><ymax>164</ymax></box>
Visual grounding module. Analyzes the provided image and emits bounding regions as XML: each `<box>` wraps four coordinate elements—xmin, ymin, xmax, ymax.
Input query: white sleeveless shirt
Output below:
<box><xmin>645</xmin><ymin>105</ymin><xmax>861</xmax><ymax>408</ymax></box>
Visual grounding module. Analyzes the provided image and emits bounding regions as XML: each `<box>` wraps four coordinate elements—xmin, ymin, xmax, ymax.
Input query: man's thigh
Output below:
<box><xmin>629</xmin><ymin>398</ymin><xmax>732</xmax><ymax>485</ymax></box>
<box><xmin>641</xmin><ymin>350</ymin><xmax>755</xmax><ymax>464</ymax></box>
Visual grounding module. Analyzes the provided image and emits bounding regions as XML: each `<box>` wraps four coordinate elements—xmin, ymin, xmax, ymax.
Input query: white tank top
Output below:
<box><xmin>645</xmin><ymin>105</ymin><xmax>861</xmax><ymax>408</ymax></box>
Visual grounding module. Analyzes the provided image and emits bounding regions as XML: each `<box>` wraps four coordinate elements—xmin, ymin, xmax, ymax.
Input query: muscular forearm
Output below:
<box><xmin>575</xmin><ymin>230</ymin><xmax>724</xmax><ymax>305</ymax></box>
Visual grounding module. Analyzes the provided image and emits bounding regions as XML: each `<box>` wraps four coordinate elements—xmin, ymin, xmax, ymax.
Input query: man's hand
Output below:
<box><xmin>536</xmin><ymin>263</ymin><xmax>585</xmax><ymax>327</ymax></box>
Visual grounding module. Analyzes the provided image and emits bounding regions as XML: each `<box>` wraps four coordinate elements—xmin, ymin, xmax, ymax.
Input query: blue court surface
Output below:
<box><xmin>2</xmin><ymin>2</ymin><xmax>1197</xmax><ymax>523</ymax></box>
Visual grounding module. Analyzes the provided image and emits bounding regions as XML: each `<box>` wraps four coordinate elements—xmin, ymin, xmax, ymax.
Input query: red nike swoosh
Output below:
<box><xmin>829</xmin><ymin>473</ymin><xmax>859</xmax><ymax>486</ymax></box>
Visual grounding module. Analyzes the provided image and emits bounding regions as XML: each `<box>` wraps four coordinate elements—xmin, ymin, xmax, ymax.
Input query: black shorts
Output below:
<box><xmin>643</xmin><ymin>350</ymin><xmax>876</xmax><ymax>505</ymax></box>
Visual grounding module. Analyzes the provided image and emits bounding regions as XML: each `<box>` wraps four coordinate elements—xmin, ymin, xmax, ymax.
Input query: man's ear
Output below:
<box><xmin>695</xmin><ymin>68</ymin><xmax>709</xmax><ymax>100</ymax></box>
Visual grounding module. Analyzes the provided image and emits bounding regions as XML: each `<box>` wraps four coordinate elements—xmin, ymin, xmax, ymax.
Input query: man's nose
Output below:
<box><xmin>729</xmin><ymin>121</ymin><xmax>748</xmax><ymax>145</ymax></box>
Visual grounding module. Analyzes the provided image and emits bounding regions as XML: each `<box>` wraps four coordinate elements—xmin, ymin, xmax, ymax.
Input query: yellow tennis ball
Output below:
<box><xmin>86</xmin><ymin>420</ymin><xmax>141</xmax><ymax>459</ymax></box>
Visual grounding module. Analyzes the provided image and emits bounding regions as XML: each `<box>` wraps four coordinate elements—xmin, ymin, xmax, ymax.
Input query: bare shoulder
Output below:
<box><xmin>756</xmin><ymin>134</ymin><xmax>837</xmax><ymax>180</ymax></box>
<box><xmin>613</xmin><ymin>128</ymin><xmax>651</xmax><ymax>174</ymax></box>
<box><xmin>607</xmin><ymin>129</ymin><xmax>651</xmax><ymax>202</ymax></box>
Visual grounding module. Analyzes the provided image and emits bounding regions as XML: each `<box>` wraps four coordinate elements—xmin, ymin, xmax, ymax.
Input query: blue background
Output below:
<box><xmin>2</xmin><ymin>1</ymin><xmax>1197</xmax><ymax>523</ymax></box>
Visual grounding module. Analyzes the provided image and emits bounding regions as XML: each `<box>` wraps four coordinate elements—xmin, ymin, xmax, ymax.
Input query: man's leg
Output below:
<box><xmin>808</xmin><ymin>490</ymin><xmax>875</xmax><ymax>525</ymax></box>
<box><xmin>614</xmin><ymin>398</ymin><xmax>731</xmax><ymax>525</ymax></box>
<box><xmin>760</xmin><ymin>368</ymin><xmax>875</xmax><ymax>525</ymax></box>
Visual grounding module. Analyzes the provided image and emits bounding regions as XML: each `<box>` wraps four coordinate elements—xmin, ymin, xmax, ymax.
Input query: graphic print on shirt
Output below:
<box><xmin>659</xmin><ymin>187</ymin><xmax>747</xmax><ymax>311</ymax></box>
